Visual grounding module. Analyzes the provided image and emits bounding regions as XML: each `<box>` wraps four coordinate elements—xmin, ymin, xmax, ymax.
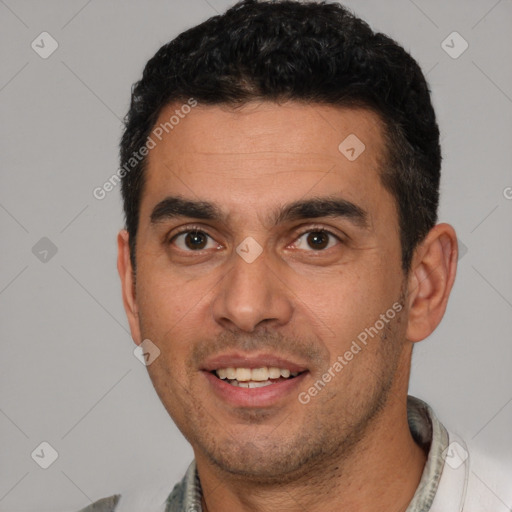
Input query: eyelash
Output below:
<box><xmin>168</xmin><ymin>224</ymin><xmax>344</xmax><ymax>252</ymax></box>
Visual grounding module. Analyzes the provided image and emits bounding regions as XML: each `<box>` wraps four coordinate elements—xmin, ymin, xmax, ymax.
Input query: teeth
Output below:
<box><xmin>251</xmin><ymin>367</ymin><xmax>269</xmax><ymax>381</ymax></box>
<box><xmin>268</xmin><ymin>367</ymin><xmax>281</xmax><ymax>379</ymax></box>
<box><xmin>217</xmin><ymin>368</ymin><xmax>228</xmax><ymax>379</ymax></box>
<box><xmin>235</xmin><ymin>368</ymin><xmax>252</xmax><ymax>382</ymax></box>
<box><xmin>248</xmin><ymin>381</ymin><xmax>273</xmax><ymax>388</ymax></box>
<box><xmin>225</xmin><ymin>379</ymin><xmax>276</xmax><ymax>388</ymax></box>
<box><xmin>225</xmin><ymin>367</ymin><xmax>236</xmax><ymax>379</ymax></box>
<box><xmin>235</xmin><ymin>380</ymin><xmax>274</xmax><ymax>388</ymax></box>
<box><xmin>214</xmin><ymin>366</ymin><xmax>301</xmax><ymax>382</ymax></box>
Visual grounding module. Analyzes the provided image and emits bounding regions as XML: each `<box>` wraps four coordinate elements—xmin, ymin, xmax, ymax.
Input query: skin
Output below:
<box><xmin>117</xmin><ymin>101</ymin><xmax>458</xmax><ymax>512</ymax></box>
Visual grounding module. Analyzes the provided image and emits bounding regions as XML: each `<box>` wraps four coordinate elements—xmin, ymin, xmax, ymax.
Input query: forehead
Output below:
<box><xmin>141</xmin><ymin>101</ymin><xmax>394</xmax><ymax>227</ymax></box>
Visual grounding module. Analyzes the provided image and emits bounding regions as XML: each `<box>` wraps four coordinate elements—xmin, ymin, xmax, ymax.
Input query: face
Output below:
<box><xmin>123</xmin><ymin>101</ymin><xmax>412</xmax><ymax>482</ymax></box>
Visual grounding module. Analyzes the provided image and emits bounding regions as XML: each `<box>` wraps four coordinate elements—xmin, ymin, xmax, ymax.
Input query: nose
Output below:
<box><xmin>210</xmin><ymin>244</ymin><xmax>294</xmax><ymax>332</ymax></box>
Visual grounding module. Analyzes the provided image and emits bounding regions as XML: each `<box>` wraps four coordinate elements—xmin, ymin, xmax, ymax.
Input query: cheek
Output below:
<box><xmin>291</xmin><ymin>265</ymin><xmax>397</xmax><ymax>353</ymax></box>
<box><xmin>296</xmin><ymin>265</ymin><xmax>378</xmax><ymax>316</ymax></box>
<box><xmin>135</xmin><ymin>266</ymin><xmax>200</xmax><ymax>338</ymax></box>
<box><xmin>138</xmin><ymin>281</ymin><xmax>196</xmax><ymax>392</ymax></box>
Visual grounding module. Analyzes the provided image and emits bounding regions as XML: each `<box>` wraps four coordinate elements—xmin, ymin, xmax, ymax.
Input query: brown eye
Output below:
<box><xmin>293</xmin><ymin>229</ymin><xmax>340</xmax><ymax>251</ymax></box>
<box><xmin>171</xmin><ymin>230</ymin><xmax>217</xmax><ymax>251</ymax></box>
<box><xmin>306</xmin><ymin>231</ymin><xmax>329</xmax><ymax>250</ymax></box>
<box><xmin>184</xmin><ymin>231</ymin><xmax>208</xmax><ymax>250</ymax></box>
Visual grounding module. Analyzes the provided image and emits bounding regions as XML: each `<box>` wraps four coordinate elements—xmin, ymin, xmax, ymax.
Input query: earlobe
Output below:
<box><xmin>117</xmin><ymin>230</ymin><xmax>142</xmax><ymax>344</ymax></box>
<box><xmin>406</xmin><ymin>223</ymin><xmax>458</xmax><ymax>343</ymax></box>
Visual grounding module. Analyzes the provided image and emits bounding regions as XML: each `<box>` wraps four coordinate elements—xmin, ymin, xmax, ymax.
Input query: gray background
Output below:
<box><xmin>1</xmin><ymin>0</ymin><xmax>511</xmax><ymax>510</ymax></box>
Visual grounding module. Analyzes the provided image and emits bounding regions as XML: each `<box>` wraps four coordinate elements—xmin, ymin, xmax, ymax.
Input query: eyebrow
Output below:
<box><xmin>150</xmin><ymin>195</ymin><xmax>369</xmax><ymax>230</ymax></box>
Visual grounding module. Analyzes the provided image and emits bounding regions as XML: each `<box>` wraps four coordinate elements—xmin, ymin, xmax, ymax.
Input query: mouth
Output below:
<box><xmin>200</xmin><ymin>353</ymin><xmax>309</xmax><ymax>407</ymax></box>
<box><xmin>211</xmin><ymin>366</ymin><xmax>305</xmax><ymax>388</ymax></box>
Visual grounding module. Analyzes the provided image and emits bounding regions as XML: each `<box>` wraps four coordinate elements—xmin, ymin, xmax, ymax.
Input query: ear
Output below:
<box><xmin>117</xmin><ymin>229</ymin><xmax>142</xmax><ymax>345</ymax></box>
<box><xmin>406</xmin><ymin>223</ymin><xmax>458</xmax><ymax>343</ymax></box>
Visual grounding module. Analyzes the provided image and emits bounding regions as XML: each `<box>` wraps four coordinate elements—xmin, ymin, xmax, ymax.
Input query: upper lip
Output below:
<box><xmin>201</xmin><ymin>352</ymin><xmax>309</xmax><ymax>373</ymax></box>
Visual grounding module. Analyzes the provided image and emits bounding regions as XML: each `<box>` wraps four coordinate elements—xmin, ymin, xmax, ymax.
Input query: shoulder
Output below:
<box><xmin>464</xmin><ymin>438</ymin><xmax>512</xmax><ymax>511</ymax></box>
<box><xmin>432</xmin><ymin>429</ymin><xmax>512</xmax><ymax>512</ymax></box>
<box><xmin>75</xmin><ymin>462</ymin><xmax>195</xmax><ymax>512</ymax></box>
<box><xmin>76</xmin><ymin>494</ymin><xmax>121</xmax><ymax>512</ymax></box>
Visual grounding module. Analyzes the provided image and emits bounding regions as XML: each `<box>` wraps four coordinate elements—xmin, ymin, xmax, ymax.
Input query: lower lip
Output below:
<box><xmin>202</xmin><ymin>371</ymin><xmax>308</xmax><ymax>408</ymax></box>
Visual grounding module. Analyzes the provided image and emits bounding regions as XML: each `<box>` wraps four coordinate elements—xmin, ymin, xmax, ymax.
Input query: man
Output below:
<box><xmin>79</xmin><ymin>1</ymin><xmax>510</xmax><ymax>511</ymax></box>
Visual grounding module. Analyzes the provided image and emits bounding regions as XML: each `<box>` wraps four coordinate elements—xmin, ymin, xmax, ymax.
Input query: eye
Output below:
<box><xmin>292</xmin><ymin>229</ymin><xmax>341</xmax><ymax>251</ymax></box>
<box><xmin>170</xmin><ymin>229</ymin><xmax>219</xmax><ymax>251</ymax></box>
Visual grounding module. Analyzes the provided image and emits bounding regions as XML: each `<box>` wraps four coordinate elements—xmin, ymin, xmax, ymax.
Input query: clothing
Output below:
<box><xmin>77</xmin><ymin>396</ymin><xmax>511</xmax><ymax>512</ymax></box>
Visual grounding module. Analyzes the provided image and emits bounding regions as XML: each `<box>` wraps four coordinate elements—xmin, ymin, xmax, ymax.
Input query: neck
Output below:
<box><xmin>196</xmin><ymin>393</ymin><xmax>427</xmax><ymax>512</ymax></box>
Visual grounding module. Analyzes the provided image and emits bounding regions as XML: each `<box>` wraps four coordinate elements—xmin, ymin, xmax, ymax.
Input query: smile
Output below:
<box><xmin>213</xmin><ymin>367</ymin><xmax>302</xmax><ymax>388</ymax></box>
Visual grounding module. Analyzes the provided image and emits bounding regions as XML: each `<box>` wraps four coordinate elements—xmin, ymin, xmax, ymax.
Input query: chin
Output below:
<box><xmin>200</xmin><ymin>434</ymin><xmax>324</xmax><ymax>483</ymax></box>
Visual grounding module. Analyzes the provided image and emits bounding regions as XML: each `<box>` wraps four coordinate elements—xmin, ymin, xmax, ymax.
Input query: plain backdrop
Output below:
<box><xmin>1</xmin><ymin>0</ymin><xmax>511</xmax><ymax>510</ymax></box>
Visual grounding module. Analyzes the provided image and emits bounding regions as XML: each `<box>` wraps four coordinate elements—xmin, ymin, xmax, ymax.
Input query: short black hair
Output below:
<box><xmin>120</xmin><ymin>0</ymin><xmax>441</xmax><ymax>273</ymax></box>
